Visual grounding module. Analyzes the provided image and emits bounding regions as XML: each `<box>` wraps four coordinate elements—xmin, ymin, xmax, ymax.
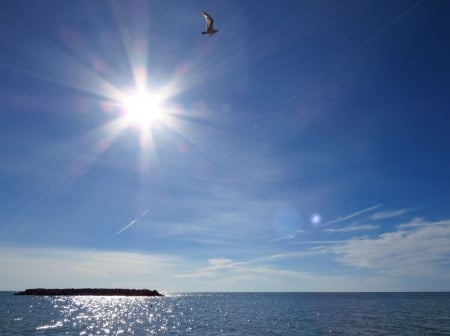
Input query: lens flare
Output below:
<box><xmin>310</xmin><ymin>213</ymin><xmax>322</xmax><ymax>226</ymax></box>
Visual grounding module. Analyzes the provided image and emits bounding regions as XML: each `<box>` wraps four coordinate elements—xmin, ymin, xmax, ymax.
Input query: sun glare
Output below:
<box><xmin>122</xmin><ymin>90</ymin><xmax>164</xmax><ymax>128</ymax></box>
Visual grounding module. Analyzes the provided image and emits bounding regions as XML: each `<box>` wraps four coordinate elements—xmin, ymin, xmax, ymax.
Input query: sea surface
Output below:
<box><xmin>1</xmin><ymin>292</ymin><xmax>449</xmax><ymax>335</ymax></box>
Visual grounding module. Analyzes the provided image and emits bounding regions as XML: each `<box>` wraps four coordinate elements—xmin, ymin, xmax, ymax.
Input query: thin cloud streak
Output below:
<box><xmin>338</xmin><ymin>0</ymin><xmax>426</xmax><ymax>65</ymax></box>
<box><xmin>397</xmin><ymin>218</ymin><xmax>450</xmax><ymax>229</ymax></box>
<box><xmin>323</xmin><ymin>224</ymin><xmax>380</xmax><ymax>233</ymax></box>
<box><xmin>178</xmin><ymin>250</ymin><xmax>327</xmax><ymax>279</ymax></box>
<box><xmin>371</xmin><ymin>208</ymin><xmax>413</xmax><ymax>220</ymax></box>
<box><xmin>111</xmin><ymin>209</ymin><xmax>149</xmax><ymax>237</ymax></box>
<box><xmin>324</xmin><ymin>204</ymin><xmax>383</xmax><ymax>226</ymax></box>
<box><xmin>293</xmin><ymin>240</ymin><xmax>348</xmax><ymax>245</ymax></box>
<box><xmin>174</xmin><ymin>254</ymin><xmax>408</xmax><ymax>292</ymax></box>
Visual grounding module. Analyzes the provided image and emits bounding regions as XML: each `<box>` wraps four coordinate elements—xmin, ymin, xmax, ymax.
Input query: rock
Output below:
<box><xmin>14</xmin><ymin>288</ymin><xmax>163</xmax><ymax>296</ymax></box>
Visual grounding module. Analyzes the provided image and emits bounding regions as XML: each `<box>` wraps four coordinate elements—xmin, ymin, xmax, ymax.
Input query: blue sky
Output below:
<box><xmin>1</xmin><ymin>0</ymin><xmax>450</xmax><ymax>292</ymax></box>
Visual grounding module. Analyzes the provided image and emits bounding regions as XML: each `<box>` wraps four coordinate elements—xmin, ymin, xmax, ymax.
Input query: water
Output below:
<box><xmin>1</xmin><ymin>292</ymin><xmax>449</xmax><ymax>335</ymax></box>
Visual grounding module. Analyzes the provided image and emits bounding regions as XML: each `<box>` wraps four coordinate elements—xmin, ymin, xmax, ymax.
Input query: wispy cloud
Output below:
<box><xmin>111</xmin><ymin>209</ymin><xmax>149</xmax><ymax>237</ymax></box>
<box><xmin>0</xmin><ymin>245</ymin><xmax>326</xmax><ymax>292</ymax></box>
<box><xmin>330</xmin><ymin>218</ymin><xmax>450</xmax><ymax>276</ymax></box>
<box><xmin>0</xmin><ymin>245</ymin><xmax>183</xmax><ymax>291</ymax></box>
<box><xmin>323</xmin><ymin>224</ymin><xmax>380</xmax><ymax>233</ymax></box>
<box><xmin>269</xmin><ymin>235</ymin><xmax>296</xmax><ymax>242</ymax></box>
<box><xmin>175</xmin><ymin>253</ymin><xmax>404</xmax><ymax>292</ymax></box>
<box><xmin>293</xmin><ymin>240</ymin><xmax>347</xmax><ymax>245</ymax></box>
<box><xmin>178</xmin><ymin>250</ymin><xmax>327</xmax><ymax>279</ymax></box>
<box><xmin>324</xmin><ymin>204</ymin><xmax>382</xmax><ymax>226</ymax></box>
<box><xmin>370</xmin><ymin>208</ymin><xmax>413</xmax><ymax>220</ymax></box>
<box><xmin>396</xmin><ymin>218</ymin><xmax>450</xmax><ymax>229</ymax></box>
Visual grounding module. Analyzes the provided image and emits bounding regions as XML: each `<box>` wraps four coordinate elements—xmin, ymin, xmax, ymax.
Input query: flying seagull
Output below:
<box><xmin>201</xmin><ymin>11</ymin><xmax>219</xmax><ymax>36</ymax></box>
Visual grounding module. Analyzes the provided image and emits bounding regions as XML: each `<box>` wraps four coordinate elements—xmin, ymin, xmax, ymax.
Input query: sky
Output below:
<box><xmin>1</xmin><ymin>0</ymin><xmax>450</xmax><ymax>292</ymax></box>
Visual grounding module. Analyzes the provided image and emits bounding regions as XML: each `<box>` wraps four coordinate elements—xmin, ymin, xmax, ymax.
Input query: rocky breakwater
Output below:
<box><xmin>15</xmin><ymin>288</ymin><xmax>164</xmax><ymax>296</ymax></box>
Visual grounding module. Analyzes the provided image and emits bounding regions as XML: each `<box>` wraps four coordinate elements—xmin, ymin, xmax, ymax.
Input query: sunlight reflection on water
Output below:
<box><xmin>2</xmin><ymin>292</ymin><xmax>450</xmax><ymax>335</ymax></box>
<box><xmin>56</xmin><ymin>296</ymin><xmax>168</xmax><ymax>335</ymax></box>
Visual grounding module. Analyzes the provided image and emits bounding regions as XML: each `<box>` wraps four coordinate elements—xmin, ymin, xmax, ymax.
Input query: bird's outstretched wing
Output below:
<box><xmin>201</xmin><ymin>10</ymin><xmax>214</xmax><ymax>31</ymax></box>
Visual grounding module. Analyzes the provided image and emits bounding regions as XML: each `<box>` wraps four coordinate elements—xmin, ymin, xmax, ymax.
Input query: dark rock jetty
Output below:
<box><xmin>15</xmin><ymin>288</ymin><xmax>163</xmax><ymax>296</ymax></box>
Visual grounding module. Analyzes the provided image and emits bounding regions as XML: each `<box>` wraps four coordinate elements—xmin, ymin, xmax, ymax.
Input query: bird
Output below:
<box><xmin>201</xmin><ymin>11</ymin><xmax>219</xmax><ymax>36</ymax></box>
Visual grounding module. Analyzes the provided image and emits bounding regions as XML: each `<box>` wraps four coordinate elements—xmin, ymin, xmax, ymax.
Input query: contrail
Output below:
<box><xmin>111</xmin><ymin>209</ymin><xmax>149</xmax><ymax>237</ymax></box>
<box><xmin>339</xmin><ymin>0</ymin><xmax>426</xmax><ymax>65</ymax></box>
<box><xmin>324</xmin><ymin>204</ymin><xmax>382</xmax><ymax>226</ymax></box>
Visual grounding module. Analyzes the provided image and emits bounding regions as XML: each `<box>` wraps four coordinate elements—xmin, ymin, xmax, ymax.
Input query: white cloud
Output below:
<box><xmin>396</xmin><ymin>218</ymin><xmax>450</xmax><ymax>229</ymax></box>
<box><xmin>370</xmin><ymin>208</ymin><xmax>412</xmax><ymax>220</ymax></box>
<box><xmin>0</xmin><ymin>245</ymin><xmax>185</xmax><ymax>292</ymax></box>
<box><xmin>324</xmin><ymin>204</ymin><xmax>382</xmax><ymax>226</ymax></box>
<box><xmin>176</xmin><ymin>254</ymin><xmax>403</xmax><ymax>292</ymax></box>
<box><xmin>323</xmin><ymin>224</ymin><xmax>380</xmax><ymax>233</ymax></box>
<box><xmin>111</xmin><ymin>209</ymin><xmax>149</xmax><ymax>237</ymax></box>
<box><xmin>269</xmin><ymin>235</ymin><xmax>296</xmax><ymax>242</ymax></box>
<box><xmin>2</xmin><ymin>216</ymin><xmax>450</xmax><ymax>292</ymax></box>
<box><xmin>330</xmin><ymin>219</ymin><xmax>450</xmax><ymax>276</ymax></box>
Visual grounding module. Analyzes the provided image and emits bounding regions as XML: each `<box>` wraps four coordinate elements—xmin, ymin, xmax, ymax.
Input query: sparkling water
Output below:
<box><xmin>1</xmin><ymin>292</ymin><xmax>449</xmax><ymax>335</ymax></box>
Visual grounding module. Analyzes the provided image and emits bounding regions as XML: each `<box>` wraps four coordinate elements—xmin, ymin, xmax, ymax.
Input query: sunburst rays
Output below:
<box><xmin>2</xmin><ymin>1</ymin><xmax>232</xmax><ymax>207</ymax></box>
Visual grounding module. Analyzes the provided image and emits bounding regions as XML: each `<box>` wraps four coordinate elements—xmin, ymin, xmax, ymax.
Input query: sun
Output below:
<box><xmin>122</xmin><ymin>90</ymin><xmax>164</xmax><ymax>129</ymax></box>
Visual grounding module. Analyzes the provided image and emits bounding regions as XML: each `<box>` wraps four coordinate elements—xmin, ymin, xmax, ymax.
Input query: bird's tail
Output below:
<box><xmin>202</xmin><ymin>31</ymin><xmax>207</xmax><ymax>35</ymax></box>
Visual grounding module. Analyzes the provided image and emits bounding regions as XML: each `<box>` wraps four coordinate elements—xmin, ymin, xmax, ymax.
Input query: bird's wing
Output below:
<box><xmin>201</xmin><ymin>11</ymin><xmax>214</xmax><ymax>30</ymax></box>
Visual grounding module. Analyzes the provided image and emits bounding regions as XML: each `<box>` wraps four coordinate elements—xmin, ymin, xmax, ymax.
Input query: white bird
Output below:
<box><xmin>201</xmin><ymin>11</ymin><xmax>219</xmax><ymax>36</ymax></box>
